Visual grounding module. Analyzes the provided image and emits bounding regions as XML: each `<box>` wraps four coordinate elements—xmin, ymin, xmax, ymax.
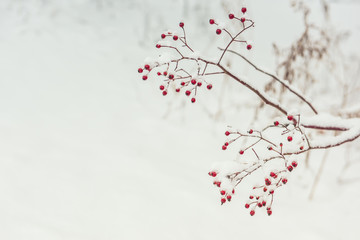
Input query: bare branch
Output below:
<box><xmin>222</xmin><ymin>48</ymin><xmax>318</xmax><ymax>114</ymax></box>
<box><xmin>200</xmin><ymin>58</ymin><xmax>289</xmax><ymax>115</ymax></box>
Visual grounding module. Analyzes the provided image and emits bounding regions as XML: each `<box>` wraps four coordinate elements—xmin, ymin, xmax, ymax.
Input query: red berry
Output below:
<box><xmin>280</xmin><ymin>143</ymin><xmax>283</xmax><ymax>147</ymax></box>
<box><xmin>222</xmin><ymin>145</ymin><xmax>227</xmax><ymax>150</ymax></box>
<box><xmin>169</xmin><ymin>74</ymin><xmax>174</xmax><ymax>79</ymax></box>
<box><xmin>263</xmin><ymin>187</ymin><xmax>267</xmax><ymax>192</ymax></box>
<box><xmin>282</xmin><ymin>178</ymin><xmax>288</xmax><ymax>184</ymax></box>
<box><xmin>287</xmin><ymin>136</ymin><xmax>293</xmax><ymax>142</ymax></box>
<box><xmin>265</xmin><ymin>178</ymin><xmax>271</xmax><ymax>186</ymax></box>
<box><xmin>241</xmin><ymin>7</ymin><xmax>247</xmax><ymax>13</ymax></box>
<box><xmin>144</xmin><ymin>64</ymin><xmax>150</xmax><ymax>70</ymax></box>
<box><xmin>240</xmin><ymin>17</ymin><xmax>245</xmax><ymax>23</ymax></box>
<box><xmin>287</xmin><ymin>165</ymin><xmax>293</xmax><ymax>172</ymax></box>
<box><xmin>268</xmin><ymin>146</ymin><xmax>273</xmax><ymax>151</ymax></box>
<box><xmin>248</xmin><ymin>129</ymin><xmax>253</xmax><ymax>134</ymax></box>
<box><xmin>161</xmin><ymin>34</ymin><xmax>166</xmax><ymax>39</ymax></box>
<box><xmin>269</xmin><ymin>190</ymin><xmax>274</xmax><ymax>194</ymax></box>
<box><xmin>156</xmin><ymin>44</ymin><xmax>161</xmax><ymax>48</ymax></box>
<box><xmin>209</xmin><ymin>19</ymin><xmax>215</xmax><ymax>24</ymax></box>
<box><xmin>270</xmin><ymin>172</ymin><xmax>275</xmax><ymax>178</ymax></box>
<box><xmin>138</xmin><ymin>68</ymin><xmax>143</xmax><ymax>73</ymax></box>
<box><xmin>287</xmin><ymin>115</ymin><xmax>294</xmax><ymax>121</ymax></box>
<box><xmin>226</xmin><ymin>195</ymin><xmax>232</xmax><ymax>201</ymax></box>
<box><xmin>207</xmin><ymin>84</ymin><xmax>213</xmax><ymax>90</ymax></box>
<box><xmin>239</xmin><ymin>150</ymin><xmax>244</xmax><ymax>155</ymax></box>
<box><xmin>245</xmin><ymin>203</ymin><xmax>250</xmax><ymax>208</ymax></box>
<box><xmin>173</xmin><ymin>35</ymin><xmax>178</xmax><ymax>41</ymax></box>
<box><xmin>225</xmin><ymin>131</ymin><xmax>230</xmax><ymax>136</ymax></box>
<box><xmin>262</xmin><ymin>201</ymin><xmax>266</xmax><ymax>206</ymax></box>
<box><xmin>267</xmin><ymin>210</ymin><xmax>272</xmax><ymax>216</ymax></box>
<box><xmin>197</xmin><ymin>82</ymin><xmax>202</xmax><ymax>87</ymax></box>
<box><xmin>163</xmin><ymin>71</ymin><xmax>167</xmax><ymax>76</ymax></box>
<box><xmin>191</xmin><ymin>98</ymin><xmax>196</xmax><ymax>103</ymax></box>
<box><xmin>216</xmin><ymin>29</ymin><xmax>222</xmax><ymax>35</ymax></box>
<box><xmin>191</xmin><ymin>79</ymin><xmax>197</xmax><ymax>85</ymax></box>
<box><xmin>247</xmin><ymin>44</ymin><xmax>252</xmax><ymax>50</ymax></box>
<box><xmin>256</xmin><ymin>196</ymin><xmax>260</xmax><ymax>200</ymax></box>
<box><xmin>216</xmin><ymin>182</ymin><xmax>221</xmax><ymax>187</ymax></box>
<box><xmin>224</xmin><ymin>142</ymin><xmax>229</xmax><ymax>146</ymax></box>
<box><xmin>179</xmin><ymin>22</ymin><xmax>184</xmax><ymax>28</ymax></box>
<box><xmin>292</xmin><ymin>161</ymin><xmax>298</xmax><ymax>167</ymax></box>
<box><xmin>232</xmin><ymin>189</ymin><xmax>235</xmax><ymax>194</ymax></box>
<box><xmin>221</xmin><ymin>198</ymin><xmax>226</xmax><ymax>204</ymax></box>
<box><xmin>159</xmin><ymin>85</ymin><xmax>165</xmax><ymax>90</ymax></box>
<box><xmin>300</xmin><ymin>146</ymin><xmax>304</xmax><ymax>150</ymax></box>
<box><xmin>185</xmin><ymin>90</ymin><xmax>191</xmax><ymax>96</ymax></box>
<box><xmin>229</xmin><ymin>13</ymin><xmax>235</xmax><ymax>19</ymax></box>
<box><xmin>157</xmin><ymin>72</ymin><xmax>161</xmax><ymax>76</ymax></box>
<box><xmin>220</xmin><ymin>190</ymin><xmax>226</xmax><ymax>195</ymax></box>
<box><xmin>142</xmin><ymin>75</ymin><xmax>148</xmax><ymax>80</ymax></box>
<box><xmin>250</xmin><ymin>210</ymin><xmax>255</xmax><ymax>216</ymax></box>
<box><xmin>249</xmin><ymin>195</ymin><xmax>254</xmax><ymax>199</ymax></box>
<box><xmin>211</xmin><ymin>172</ymin><xmax>217</xmax><ymax>177</ymax></box>
<box><xmin>162</xmin><ymin>91</ymin><xmax>167</xmax><ymax>96</ymax></box>
<box><xmin>175</xmin><ymin>88</ymin><xmax>180</xmax><ymax>92</ymax></box>
<box><xmin>274</xmin><ymin>121</ymin><xmax>279</xmax><ymax>126</ymax></box>
<box><xmin>257</xmin><ymin>202</ymin><xmax>262</xmax><ymax>208</ymax></box>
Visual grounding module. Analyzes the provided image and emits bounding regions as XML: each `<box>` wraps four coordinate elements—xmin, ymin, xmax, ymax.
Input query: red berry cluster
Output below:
<box><xmin>209</xmin><ymin>114</ymin><xmax>307</xmax><ymax>215</ymax></box>
<box><xmin>138</xmin><ymin>22</ymin><xmax>216</xmax><ymax>103</ymax></box>
<box><xmin>139</xmin><ymin>7</ymin><xmax>255</xmax><ymax>104</ymax></box>
<box><xmin>209</xmin><ymin>7</ymin><xmax>253</xmax><ymax>51</ymax></box>
<box><xmin>243</xmin><ymin>164</ymin><xmax>300</xmax><ymax>216</ymax></box>
<box><xmin>208</xmin><ymin>171</ymin><xmax>235</xmax><ymax>205</ymax></box>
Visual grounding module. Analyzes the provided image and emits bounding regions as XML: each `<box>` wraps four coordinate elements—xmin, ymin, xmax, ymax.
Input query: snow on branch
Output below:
<box><xmin>301</xmin><ymin>114</ymin><xmax>360</xmax><ymax>149</ymax></box>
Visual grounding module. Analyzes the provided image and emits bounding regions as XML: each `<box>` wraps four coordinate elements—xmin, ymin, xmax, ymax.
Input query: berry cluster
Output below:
<box><xmin>137</xmin><ymin>22</ymin><xmax>216</xmax><ymax>103</ymax></box>
<box><xmin>209</xmin><ymin>114</ymin><xmax>307</xmax><ymax>215</ymax></box>
<box><xmin>209</xmin><ymin>7</ymin><xmax>253</xmax><ymax>51</ymax></box>
<box><xmin>209</xmin><ymin>171</ymin><xmax>236</xmax><ymax>204</ymax></box>
<box><xmin>138</xmin><ymin>7</ymin><xmax>254</xmax><ymax>103</ymax></box>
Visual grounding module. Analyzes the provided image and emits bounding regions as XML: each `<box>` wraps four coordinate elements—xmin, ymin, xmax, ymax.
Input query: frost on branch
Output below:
<box><xmin>139</xmin><ymin>6</ymin><xmax>360</xmax><ymax>216</ymax></box>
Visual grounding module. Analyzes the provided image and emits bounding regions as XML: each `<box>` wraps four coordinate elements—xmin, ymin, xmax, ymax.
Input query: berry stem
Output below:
<box><xmin>217</xmin><ymin>20</ymin><xmax>255</xmax><ymax>65</ymax></box>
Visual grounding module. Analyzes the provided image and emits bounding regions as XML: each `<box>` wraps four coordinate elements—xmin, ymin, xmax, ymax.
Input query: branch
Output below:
<box><xmin>200</xmin><ymin>58</ymin><xmax>289</xmax><ymax>115</ymax></box>
<box><xmin>297</xmin><ymin>114</ymin><xmax>360</xmax><ymax>150</ymax></box>
<box><xmin>222</xmin><ymin>48</ymin><xmax>318</xmax><ymax>115</ymax></box>
<box><xmin>218</xmin><ymin>20</ymin><xmax>255</xmax><ymax>64</ymax></box>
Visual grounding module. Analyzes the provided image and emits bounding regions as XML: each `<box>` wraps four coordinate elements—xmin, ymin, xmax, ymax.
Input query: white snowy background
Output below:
<box><xmin>0</xmin><ymin>0</ymin><xmax>359</xmax><ymax>239</ymax></box>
